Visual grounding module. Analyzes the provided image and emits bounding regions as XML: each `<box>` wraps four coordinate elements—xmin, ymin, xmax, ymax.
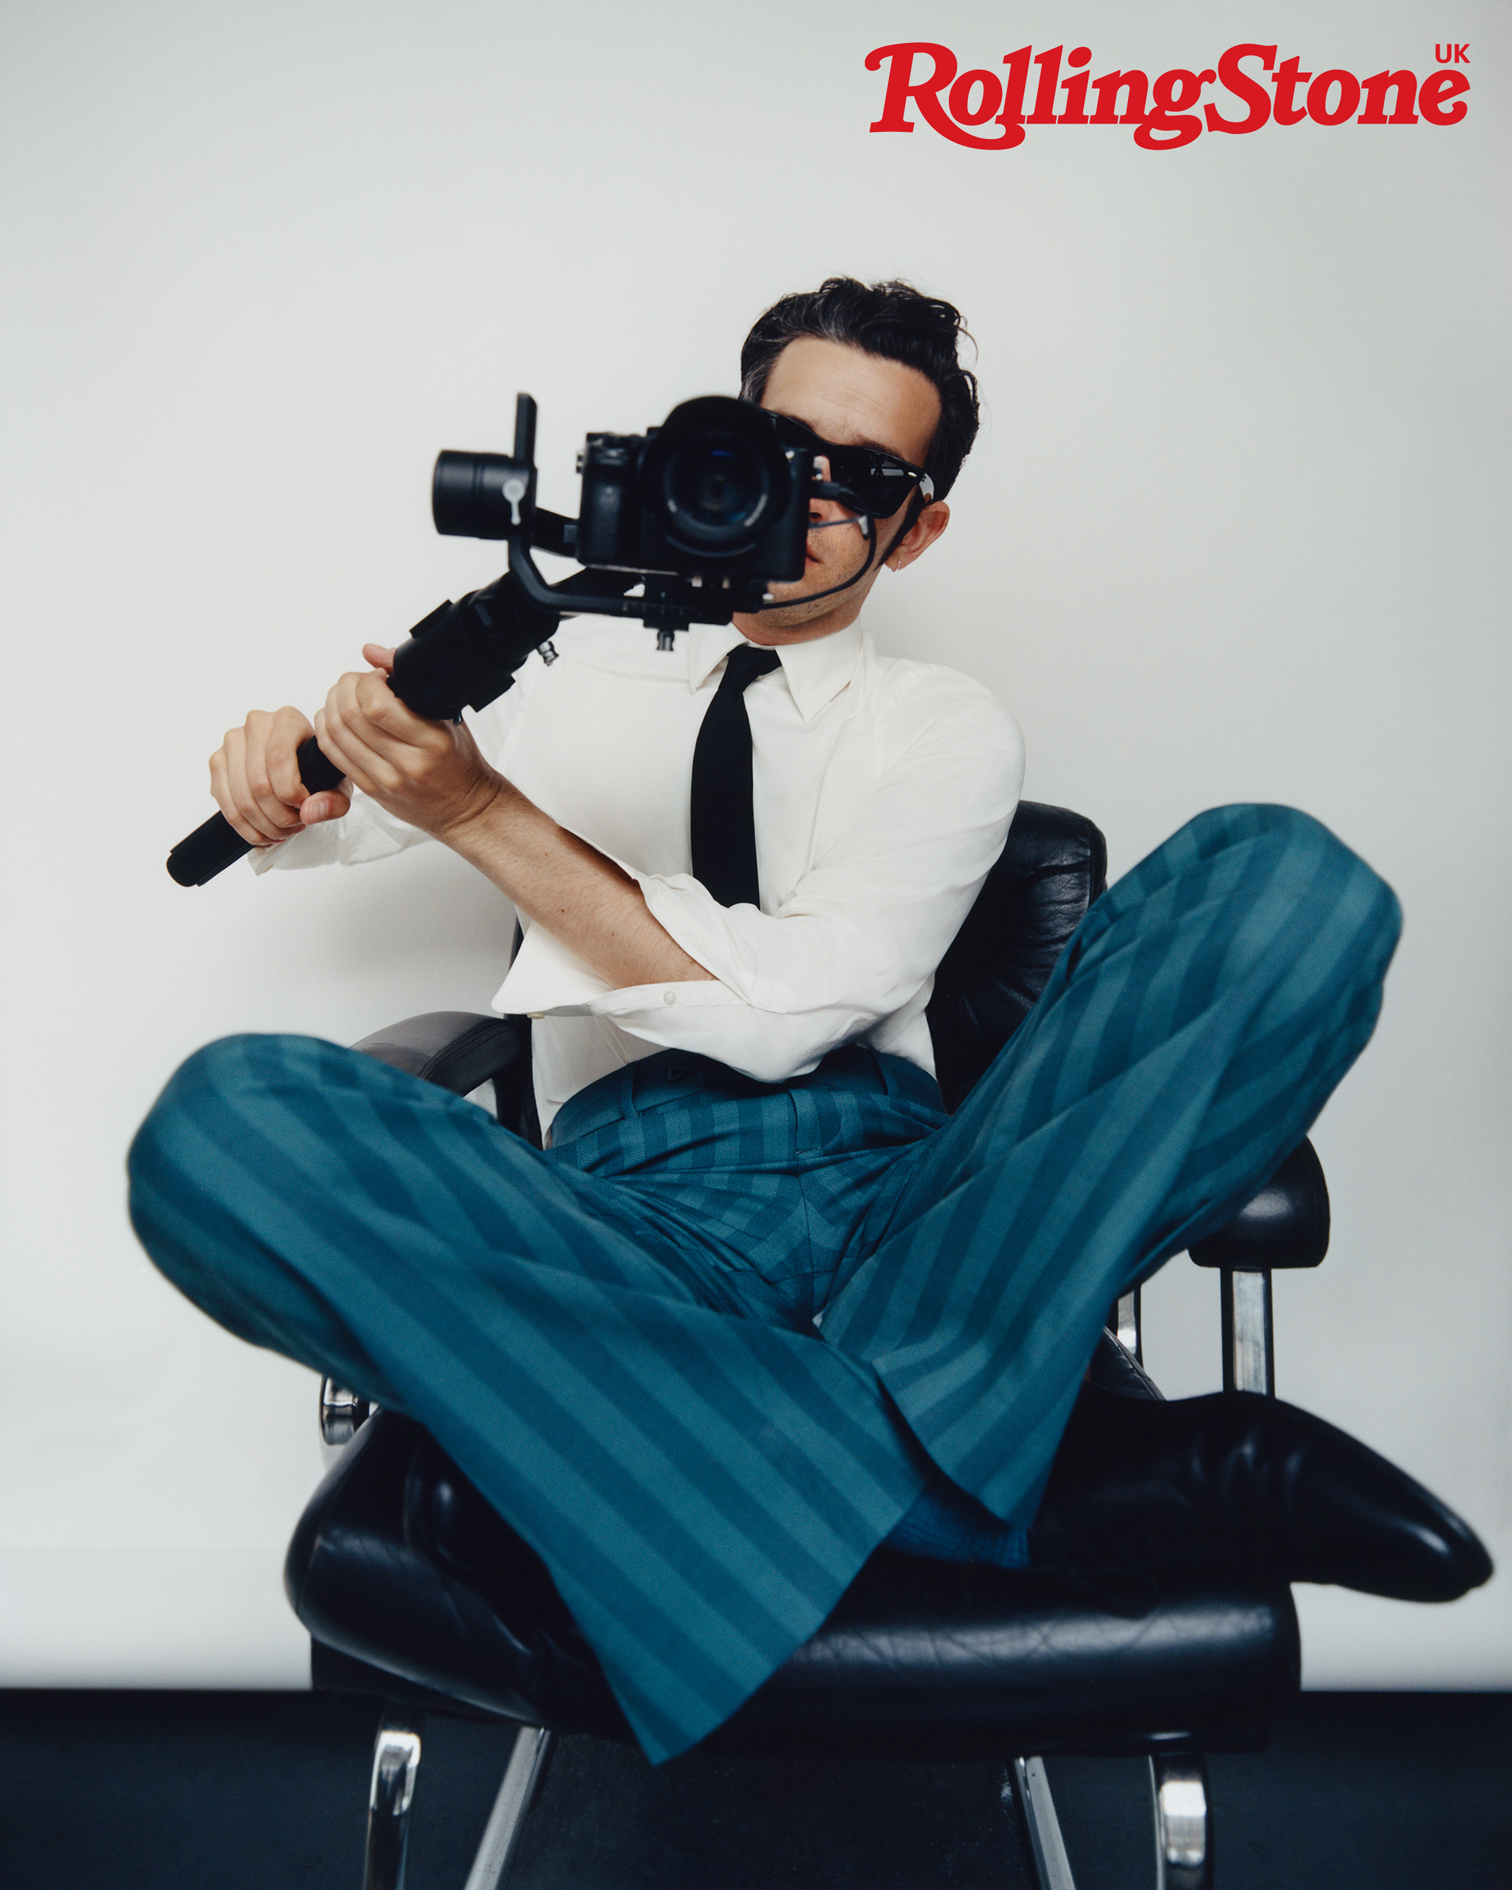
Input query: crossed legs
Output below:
<box><xmin>128</xmin><ymin>804</ymin><xmax>1402</xmax><ymax>1758</ymax></box>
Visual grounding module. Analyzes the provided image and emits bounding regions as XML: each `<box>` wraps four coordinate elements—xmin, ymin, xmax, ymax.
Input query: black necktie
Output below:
<box><xmin>690</xmin><ymin>644</ymin><xmax>781</xmax><ymax>907</ymax></box>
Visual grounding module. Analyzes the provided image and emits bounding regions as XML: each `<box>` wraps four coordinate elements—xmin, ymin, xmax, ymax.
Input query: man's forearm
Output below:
<box><xmin>302</xmin><ymin>658</ymin><xmax>715</xmax><ymax>991</ymax></box>
<box><xmin>439</xmin><ymin>776</ymin><xmax>716</xmax><ymax>991</ymax></box>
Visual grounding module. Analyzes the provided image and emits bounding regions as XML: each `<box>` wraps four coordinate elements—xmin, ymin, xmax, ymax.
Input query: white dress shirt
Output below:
<box><xmin>257</xmin><ymin>616</ymin><xmax>1023</xmax><ymax>1132</ymax></box>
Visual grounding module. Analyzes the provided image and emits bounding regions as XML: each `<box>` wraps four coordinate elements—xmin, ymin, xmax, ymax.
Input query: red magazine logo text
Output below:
<box><xmin>865</xmin><ymin>43</ymin><xmax>1472</xmax><ymax>150</ymax></box>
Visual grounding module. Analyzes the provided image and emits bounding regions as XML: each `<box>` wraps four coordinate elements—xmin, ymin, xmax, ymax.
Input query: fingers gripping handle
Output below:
<box><xmin>165</xmin><ymin>737</ymin><xmax>345</xmax><ymax>887</ymax></box>
<box><xmin>166</xmin><ymin>572</ymin><xmax>561</xmax><ymax>887</ymax></box>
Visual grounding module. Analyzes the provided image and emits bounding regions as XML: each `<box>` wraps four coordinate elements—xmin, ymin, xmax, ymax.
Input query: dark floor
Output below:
<box><xmin>2</xmin><ymin>1690</ymin><xmax>1508</xmax><ymax>1889</ymax></box>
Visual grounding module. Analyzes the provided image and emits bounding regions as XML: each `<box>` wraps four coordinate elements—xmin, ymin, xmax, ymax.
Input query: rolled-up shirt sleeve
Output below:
<box><xmin>497</xmin><ymin>678</ymin><xmax>1023</xmax><ymax>1085</ymax></box>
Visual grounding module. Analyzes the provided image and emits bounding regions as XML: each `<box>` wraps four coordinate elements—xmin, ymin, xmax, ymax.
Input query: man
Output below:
<box><xmin>129</xmin><ymin>279</ymin><xmax>1488</xmax><ymax>1765</ymax></box>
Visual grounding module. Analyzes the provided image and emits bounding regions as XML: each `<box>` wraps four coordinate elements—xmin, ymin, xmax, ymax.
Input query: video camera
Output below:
<box><xmin>167</xmin><ymin>393</ymin><xmax>879</xmax><ymax>885</ymax></box>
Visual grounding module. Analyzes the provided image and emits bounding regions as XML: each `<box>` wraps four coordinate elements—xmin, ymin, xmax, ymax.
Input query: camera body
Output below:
<box><xmin>575</xmin><ymin>397</ymin><xmax>810</xmax><ymax>587</ymax></box>
<box><xmin>433</xmin><ymin>395</ymin><xmax>815</xmax><ymax>618</ymax></box>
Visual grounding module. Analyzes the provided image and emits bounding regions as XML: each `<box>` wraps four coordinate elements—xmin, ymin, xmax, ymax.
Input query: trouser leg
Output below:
<box><xmin>127</xmin><ymin>1033</ymin><xmax>926</xmax><ymax>1764</ymax></box>
<box><xmin>823</xmin><ymin>804</ymin><xmax>1402</xmax><ymax>1523</ymax></box>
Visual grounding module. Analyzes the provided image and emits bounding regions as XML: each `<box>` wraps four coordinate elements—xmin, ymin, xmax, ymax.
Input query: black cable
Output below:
<box><xmin>749</xmin><ymin>481</ymin><xmax>924</xmax><ymax>613</ymax></box>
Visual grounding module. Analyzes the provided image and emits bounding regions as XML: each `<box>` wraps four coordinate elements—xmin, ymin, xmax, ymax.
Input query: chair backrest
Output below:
<box><xmin>926</xmin><ymin>800</ymin><xmax>1108</xmax><ymax>1113</ymax></box>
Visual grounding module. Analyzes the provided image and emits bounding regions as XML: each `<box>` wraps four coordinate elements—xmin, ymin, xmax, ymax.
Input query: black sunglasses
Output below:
<box><xmin>766</xmin><ymin>412</ymin><xmax>934</xmax><ymax>517</ymax></box>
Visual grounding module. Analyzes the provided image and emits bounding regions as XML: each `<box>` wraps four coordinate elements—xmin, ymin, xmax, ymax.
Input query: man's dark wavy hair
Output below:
<box><xmin>739</xmin><ymin>278</ymin><xmax>980</xmax><ymax>503</ymax></box>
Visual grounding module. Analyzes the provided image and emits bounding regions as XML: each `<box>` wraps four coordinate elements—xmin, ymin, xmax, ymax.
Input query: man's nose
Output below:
<box><xmin>808</xmin><ymin>454</ymin><xmax>842</xmax><ymax>521</ymax></box>
<box><xmin>809</xmin><ymin>496</ymin><xmax>849</xmax><ymax>528</ymax></box>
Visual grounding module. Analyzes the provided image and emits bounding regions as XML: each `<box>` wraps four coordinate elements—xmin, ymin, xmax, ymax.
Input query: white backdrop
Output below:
<box><xmin>2</xmin><ymin>0</ymin><xmax>1507</xmax><ymax>1689</ymax></box>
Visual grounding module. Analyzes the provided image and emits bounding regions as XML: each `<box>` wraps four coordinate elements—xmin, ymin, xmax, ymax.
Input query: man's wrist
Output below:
<box><xmin>429</xmin><ymin>769</ymin><xmax>511</xmax><ymax>852</ymax></box>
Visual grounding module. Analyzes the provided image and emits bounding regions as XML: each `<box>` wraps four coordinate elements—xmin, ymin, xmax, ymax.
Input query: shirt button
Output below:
<box><xmin>662</xmin><ymin>990</ymin><xmax>678</xmax><ymax>1006</ymax></box>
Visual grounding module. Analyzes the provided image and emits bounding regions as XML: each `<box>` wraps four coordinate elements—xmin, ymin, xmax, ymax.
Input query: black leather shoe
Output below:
<box><xmin>1029</xmin><ymin>1386</ymin><xmax>1492</xmax><ymax>1602</ymax></box>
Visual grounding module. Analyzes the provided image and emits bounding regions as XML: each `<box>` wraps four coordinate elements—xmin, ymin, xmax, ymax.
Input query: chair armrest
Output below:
<box><xmin>351</xmin><ymin>1011</ymin><xmax>528</xmax><ymax>1098</ymax></box>
<box><xmin>1187</xmin><ymin>1139</ymin><xmax>1329</xmax><ymax>1397</ymax></box>
<box><xmin>1189</xmin><ymin>1138</ymin><xmax>1329</xmax><ymax>1271</ymax></box>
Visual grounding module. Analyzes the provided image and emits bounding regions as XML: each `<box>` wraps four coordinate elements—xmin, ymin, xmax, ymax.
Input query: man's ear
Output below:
<box><xmin>887</xmin><ymin>499</ymin><xmax>950</xmax><ymax>574</ymax></box>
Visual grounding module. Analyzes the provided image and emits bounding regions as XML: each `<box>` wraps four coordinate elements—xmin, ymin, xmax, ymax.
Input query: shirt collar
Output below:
<box><xmin>685</xmin><ymin>619</ymin><xmax>865</xmax><ymax>723</ymax></box>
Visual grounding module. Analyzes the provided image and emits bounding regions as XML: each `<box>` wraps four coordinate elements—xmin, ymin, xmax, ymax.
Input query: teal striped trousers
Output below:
<box><xmin>127</xmin><ymin>805</ymin><xmax>1401</xmax><ymax>1762</ymax></box>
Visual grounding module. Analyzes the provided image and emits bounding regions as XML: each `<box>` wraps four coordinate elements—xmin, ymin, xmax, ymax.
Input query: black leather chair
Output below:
<box><xmin>287</xmin><ymin>801</ymin><xmax>1333</xmax><ymax>1890</ymax></box>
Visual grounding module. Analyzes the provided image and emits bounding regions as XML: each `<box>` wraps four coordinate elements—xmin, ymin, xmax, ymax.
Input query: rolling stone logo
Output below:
<box><xmin>865</xmin><ymin>42</ymin><xmax>1473</xmax><ymax>150</ymax></box>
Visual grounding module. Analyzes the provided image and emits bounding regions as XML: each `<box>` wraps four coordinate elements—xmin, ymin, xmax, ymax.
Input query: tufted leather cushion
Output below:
<box><xmin>288</xmin><ymin>1399</ymin><xmax>1298</xmax><ymax>1759</ymax></box>
<box><xmin>927</xmin><ymin>801</ymin><xmax>1108</xmax><ymax>1113</ymax></box>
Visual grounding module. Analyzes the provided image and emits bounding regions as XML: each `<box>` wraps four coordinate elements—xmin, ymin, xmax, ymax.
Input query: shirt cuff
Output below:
<box><xmin>628</xmin><ymin>871</ymin><xmax>801</xmax><ymax>1010</ymax></box>
<box><xmin>247</xmin><ymin>792</ymin><xmax>430</xmax><ymax>872</ymax></box>
<box><xmin>493</xmin><ymin>922</ymin><xmax>740</xmax><ymax>1017</ymax></box>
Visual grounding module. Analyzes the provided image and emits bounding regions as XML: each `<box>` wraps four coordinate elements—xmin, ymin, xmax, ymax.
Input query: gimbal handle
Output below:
<box><xmin>166</xmin><ymin>576</ymin><xmax>562</xmax><ymax>887</ymax></box>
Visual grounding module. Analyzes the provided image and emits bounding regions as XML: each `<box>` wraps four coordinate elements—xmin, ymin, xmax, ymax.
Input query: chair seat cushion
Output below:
<box><xmin>286</xmin><ymin>1409</ymin><xmax>1300</xmax><ymax>1760</ymax></box>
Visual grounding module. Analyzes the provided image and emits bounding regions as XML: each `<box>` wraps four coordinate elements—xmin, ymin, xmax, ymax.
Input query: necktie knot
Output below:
<box><xmin>719</xmin><ymin>644</ymin><xmax>781</xmax><ymax>694</ymax></box>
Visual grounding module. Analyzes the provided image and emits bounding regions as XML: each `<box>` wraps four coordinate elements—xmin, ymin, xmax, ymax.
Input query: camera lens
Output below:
<box><xmin>644</xmin><ymin>397</ymin><xmax>792</xmax><ymax>558</ymax></box>
<box><xmin>665</xmin><ymin>440</ymin><xmax>766</xmax><ymax>536</ymax></box>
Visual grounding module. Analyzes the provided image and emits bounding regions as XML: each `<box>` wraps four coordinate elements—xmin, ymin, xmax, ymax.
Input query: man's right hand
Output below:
<box><xmin>209</xmin><ymin>706</ymin><xmax>350</xmax><ymax>847</ymax></box>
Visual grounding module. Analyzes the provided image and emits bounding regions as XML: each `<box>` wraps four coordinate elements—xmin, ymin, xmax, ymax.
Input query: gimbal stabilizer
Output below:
<box><xmin>167</xmin><ymin>393</ymin><xmax>873</xmax><ymax>886</ymax></box>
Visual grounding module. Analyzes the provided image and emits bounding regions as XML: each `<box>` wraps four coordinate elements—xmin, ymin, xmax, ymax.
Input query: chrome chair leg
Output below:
<box><xmin>462</xmin><ymin>1726</ymin><xmax>553</xmax><ymax>1890</ymax></box>
<box><xmin>1220</xmin><ymin>1268</ymin><xmax>1274</xmax><ymax>1395</ymax></box>
<box><xmin>1150</xmin><ymin>1752</ymin><xmax>1211</xmax><ymax>1890</ymax></box>
<box><xmin>363</xmin><ymin>1716</ymin><xmax>423</xmax><ymax>1890</ymax></box>
<box><xmin>1010</xmin><ymin>1756</ymin><xmax>1078</xmax><ymax>1890</ymax></box>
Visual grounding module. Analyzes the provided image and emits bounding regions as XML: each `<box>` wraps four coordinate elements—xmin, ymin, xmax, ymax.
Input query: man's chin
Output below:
<box><xmin>738</xmin><ymin>595</ymin><xmax>829</xmax><ymax>634</ymax></box>
<box><xmin>751</xmin><ymin>572</ymin><xmax>835</xmax><ymax>620</ymax></box>
<box><xmin>734</xmin><ymin>551</ymin><xmax>877</xmax><ymax>639</ymax></box>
